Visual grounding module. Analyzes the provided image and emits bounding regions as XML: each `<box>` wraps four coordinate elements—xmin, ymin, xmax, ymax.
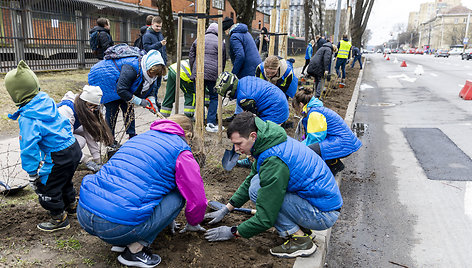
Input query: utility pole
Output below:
<box><xmin>333</xmin><ymin>0</ymin><xmax>342</xmax><ymax>45</ymax></box>
<box><xmin>463</xmin><ymin>12</ymin><xmax>471</xmax><ymax>53</ymax></box>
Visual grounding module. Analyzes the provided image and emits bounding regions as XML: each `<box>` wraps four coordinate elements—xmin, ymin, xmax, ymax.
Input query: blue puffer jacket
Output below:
<box><xmin>78</xmin><ymin>129</ymin><xmax>190</xmax><ymax>226</ymax></box>
<box><xmin>305</xmin><ymin>43</ymin><xmax>313</xmax><ymax>59</ymax></box>
<box><xmin>256</xmin><ymin>136</ymin><xmax>342</xmax><ymax>211</ymax></box>
<box><xmin>8</xmin><ymin>92</ymin><xmax>76</xmax><ymax>183</ymax></box>
<box><xmin>256</xmin><ymin>60</ymin><xmax>298</xmax><ymax>98</ymax></box>
<box><xmin>88</xmin><ymin>57</ymin><xmax>143</xmax><ymax>104</ymax></box>
<box><xmin>302</xmin><ymin>97</ymin><xmax>362</xmax><ymax>160</ymax></box>
<box><xmin>237</xmin><ymin>76</ymin><xmax>289</xmax><ymax>124</ymax></box>
<box><xmin>229</xmin><ymin>23</ymin><xmax>262</xmax><ymax>78</ymax></box>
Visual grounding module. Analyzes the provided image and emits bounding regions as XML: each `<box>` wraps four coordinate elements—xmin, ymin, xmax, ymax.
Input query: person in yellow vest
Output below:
<box><xmin>335</xmin><ymin>34</ymin><xmax>352</xmax><ymax>85</ymax></box>
<box><xmin>160</xmin><ymin>60</ymin><xmax>195</xmax><ymax>118</ymax></box>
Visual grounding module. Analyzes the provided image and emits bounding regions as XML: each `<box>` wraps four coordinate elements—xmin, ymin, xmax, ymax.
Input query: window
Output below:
<box><xmin>212</xmin><ymin>0</ymin><xmax>224</xmax><ymax>10</ymax></box>
<box><xmin>455</xmin><ymin>18</ymin><xmax>459</xmax><ymax>24</ymax></box>
<box><xmin>258</xmin><ymin>20</ymin><xmax>261</xmax><ymax>29</ymax></box>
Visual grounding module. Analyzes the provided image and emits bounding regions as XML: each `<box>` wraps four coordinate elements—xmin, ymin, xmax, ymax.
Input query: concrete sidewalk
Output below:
<box><xmin>292</xmin><ymin>62</ymin><xmax>364</xmax><ymax>268</ymax></box>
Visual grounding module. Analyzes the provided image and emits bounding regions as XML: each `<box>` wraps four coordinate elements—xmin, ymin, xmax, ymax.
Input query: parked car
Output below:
<box><xmin>414</xmin><ymin>49</ymin><xmax>424</xmax><ymax>55</ymax></box>
<box><xmin>461</xmin><ymin>49</ymin><xmax>472</xmax><ymax>60</ymax></box>
<box><xmin>435</xmin><ymin>49</ymin><xmax>450</xmax><ymax>58</ymax></box>
<box><xmin>449</xmin><ymin>47</ymin><xmax>463</xmax><ymax>55</ymax></box>
<box><xmin>408</xmin><ymin>48</ymin><xmax>416</xmax><ymax>54</ymax></box>
<box><xmin>384</xmin><ymin>48</ymin><xmax>392</xmax><ymax>54</ymax></box>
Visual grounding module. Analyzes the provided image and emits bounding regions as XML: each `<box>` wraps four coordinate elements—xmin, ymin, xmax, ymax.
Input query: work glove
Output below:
<box><xmin>29</xmin><ymin>174</ymin><xmax>39</xmax><ymax>191</ymax></box>
<box><xmin>204</xmin><ymin>206</ymin><xmax>230</xmax><ymax>225</ymax></box>
<box><xmin>85</xmin><ymin>161</ymin><xmax>101</xmax><ymax>172</ymax></box>
<box><xmin>169</xmin><ymin>220</ymin><xmax>181</xmax><ymax>235</ymax></box>
<box><xmin>179</xmin><ymin>223</ymin><xmax>206</xmax><ymax>233</ymax></box>
<box><xmin>131</xmin><ymin>96</ymin><xmax>150</xmax><ymax>107</ymax></box>
<box><xmin>204</xmin><ymin>226</ymin><xmax>234</xmax><ymax>242</ymax></box>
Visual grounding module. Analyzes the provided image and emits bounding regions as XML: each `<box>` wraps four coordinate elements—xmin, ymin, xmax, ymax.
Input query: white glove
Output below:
<box><xmin>179</xmin><ymin>223</ymin><xmax>206</xmax><ymax>233</ymax></box>
<box><xmin>169</xmin><ymin>220</ymin><xmax>181</xmax><ymax>235</ymax></box>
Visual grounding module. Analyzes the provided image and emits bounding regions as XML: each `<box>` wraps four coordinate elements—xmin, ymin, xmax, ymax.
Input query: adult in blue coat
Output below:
<box><xmin>225</xmin><ymin>22</ymin><xmax>261</xmax><ymax>79</ymax></box>
<box><xmin>215</xmin><ymin>72</ymin><xmax>289</xmax><ymax>125</ymax></box>
<box><xmin>88</xmin><ymin>50</ymin><xmax>166</xmax><ymax>141</ymax></box>
<box><xmin>292</xmin><ymin>87</ymin><xmax>362</xmax><ymax>175</ymax></box>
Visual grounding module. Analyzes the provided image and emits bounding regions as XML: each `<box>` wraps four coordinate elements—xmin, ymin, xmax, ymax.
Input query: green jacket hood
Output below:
<box><xmin>252</xmin><ymin>117</ymin><xmax>287</xmax><ymax>156</ymax></box>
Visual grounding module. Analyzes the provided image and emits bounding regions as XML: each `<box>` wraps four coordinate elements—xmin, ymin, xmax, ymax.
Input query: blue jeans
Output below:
<box><xmin>335</xmin><ymin>58</ymin><xmax>347</xmax><ymax>79</ymax></box>
<box><xmin>248</xmin><ymin>174</ymin><xmax>340</xmax><ymax>237</ymax></box>
<box><xmin>205</xmin><ymin>80</ymin><xmax>218</xmax><ymax>125</ymax></box>
<box><xmin>351</xmin><ymin>55</ymin><xmax>363</xmax><ymax>69</ymax></box>
<box><xmin>77</xmin><ymin>190</ymin><xmax>185</xmax><ymax>247</ymax></box>
<box><xmin>104</xmin><ymin>99</ymin><xmax>135</xmax><ymax>137</ymax></box>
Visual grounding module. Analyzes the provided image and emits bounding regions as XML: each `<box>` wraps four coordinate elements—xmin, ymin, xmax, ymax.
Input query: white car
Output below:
<box><xmin>449</xmin><ymin>47</ymin><xmax>464</xmax><ymax>55</ymax></box>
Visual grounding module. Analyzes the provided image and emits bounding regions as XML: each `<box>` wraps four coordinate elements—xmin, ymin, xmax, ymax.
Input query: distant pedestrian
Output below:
<box><xmin>143</xmin><ymin>16</ymin><xmax>167</xmax><ymax>108</ymax></box>
<box><xmin>223</xmin><ymin>17</ymin><xmax>262</xmax><ymax>122</ymax></box>
<box><xmin>255</xmin><ymin>27</ymin><xmax>269</xmax><ymax>60</ymax></box>
<box><xmin>5</xmin><ymin>61</ymin><xmax>82</xmax><ymax>232</ymax></box>
<box><xmin>89</xmin><ymin>18</ymin><xmax>114</xmax><ymax>60</ymax></box>
<box><xmin>189</xmin><ymin>23</ymin><xmax>226</xmax><ymax>132</ymax></box>
<box><xmin>133</xmin><ymin>15</ymin><xmax>153</xmax><ymax>49</ymax></box>
<box><xmin>301</xmin><ymin>40</ymin><xmax>315</xmax><ymax>75</ymax></box>
<box><xmin>306</xmin><ymin>41</ymin><xmax>334</xmax><ymax>98</ymax></box>
<box><xmin>350</xmin><ymin>46</ymin><xmax>363</xmax><ymax>69</ymax></box>
<box><xmin>335</xmin><ymin>34</ymin><xmax>352</xmax><ymax>84</ymax></box>
<box><xmin>255</xmin><ymin>55</ymin><xmax>298</xmax><ymax>98</ymax></box>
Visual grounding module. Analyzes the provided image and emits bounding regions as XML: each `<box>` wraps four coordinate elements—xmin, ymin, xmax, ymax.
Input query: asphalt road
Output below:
<box><xmin>327</xmin><ymin>53</ymin><xmax>472</xmax><ymax>267</ymax></box>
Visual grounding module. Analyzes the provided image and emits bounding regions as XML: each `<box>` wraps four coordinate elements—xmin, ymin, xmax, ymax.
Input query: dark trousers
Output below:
<box><xmin>351</xmin><ymin>55</ymin><xmax>363</xmax><ymax>69</ymax></box>
<box><xmin>35</xmin><ymin>141</ymin><xmax>82</xmax><ymax>216</ymax></box>
<box><xmin>335</xmin><ymin>58</ymin><xmax>347</xmax><ymax>79</ymax></box>
<box><xmin>301</xmin><ymin>59</ymin><xmax>310</xmax><ymax>74</ymax></box>
<box><xmin>205</xmin><ymin>80</ymin><xmax>218</xmax><ymax>125</ymax></box>
<box><xmin>104</xmin><ymin>99</ymin><xmax>136</xmax><ymax>138</ymax></box>
<box><xmin>314</xmin><ymin>75</ymin><xmax>323</xmax><ymax>98</ymax></box>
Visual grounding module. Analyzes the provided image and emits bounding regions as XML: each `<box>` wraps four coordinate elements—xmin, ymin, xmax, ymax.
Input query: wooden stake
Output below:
<box><xmin>279</xmin><ymin>0</ymin><xmax>289</xmax><ymax>59</ymax></box>
<box><xmin>268</xmin><ymin>0</ymin><xmax>277</xmax><ymax>56</ymax></box>
<box><xmin>217</xmin><ymin>10</ymin><xmax>223</xmax><ymax>143</ymax></box>
<box><xmin>259</xmin><ymin>33</ymin><xmax>263</xmax><ymax>55</ymax></box>
<box><xmin>175</xmin><ymin>13</ymin><xmax>183</xmax><ymax>114</ymax></box>
<box><xmin>195</xmin><ymin>0</ymin><xmax>206</xmax><ymax>148</ymax></box>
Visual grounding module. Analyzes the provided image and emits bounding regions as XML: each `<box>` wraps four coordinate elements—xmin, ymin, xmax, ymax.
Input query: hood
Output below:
<box><xmin>140</xmin><ymin>25</ymin><xmax>149</xmax><ymax>35</ymax></box>
<box><xmin>142</xmin><ymin>50</ymin><xmax>165</xmax><ymax>71</ymax></box>
<box><xmin>229</xmin><ymin>23</ymin><xmax>248</xmax><ymax>35</ymax></box>
<box><xmin>89</xmin><ymin>26</ymin><xmax>108</xmax><ymax>34</ymax></box>
<box><xmin>267</xmin><ymin>59</ymin><xmax>288</xmax><ymax>84</ymax></box>
<box><xmin>301</xmin><ymin>97</ymin><xmax>323</xmax><ymax>117</ymax></box>
<box><xmin>322</xmin><ymin>42</ymin><xmax>333</xmax><ymax>49</ymax></box>
<box><xmin>8</xmin><ymin>92</ymin><xmax>59</xmax><ymax>121</ymax></box>
<box><xmin>60</xmin><ymin>91</ymin><xmax>77</xmax><ymax>102</ymax></box>
<box><xmin>252</xmin><ymin>117</ymin><xmax>287</xmax><ymax>156</ymax></box>
<box><xmin>206</xmin><ymin>23</ymin><xmax>219</xmax><ymax>35</ymax></box>
<box><xmin>150</xmin><ymin>119</ymin><xmax>186</xmax><ymax>137</ymax></box>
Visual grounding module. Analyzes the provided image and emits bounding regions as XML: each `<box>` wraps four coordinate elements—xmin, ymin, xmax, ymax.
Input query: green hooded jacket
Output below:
<box><xmin>229</xmin><ymin>117</ymin><xmax>290</xmax><ymax>238</ymax></box>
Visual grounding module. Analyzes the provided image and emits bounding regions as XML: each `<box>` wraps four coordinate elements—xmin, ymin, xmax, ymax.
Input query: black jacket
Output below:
<box><xmin>307</xmin><ymin>42</ymin><xmax>333</xmax><ymax>77</ymax></box>
<box><xmin>89</xmin><ymin>26</ymin><xmax>114</xmax><ymax>60</ymax></box>
<box><xmin>315</xmin><ymin>37</ymin><xmax>327</xmax><ymax>52</ymax></box>
<box><xmin>255</xmin><ymin>35</ymin><xmax>269</xmax><ymax>53</ymax></box>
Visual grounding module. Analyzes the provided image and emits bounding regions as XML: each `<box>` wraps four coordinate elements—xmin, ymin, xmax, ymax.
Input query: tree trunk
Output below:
<box><xmin>155</xmin><ymin>0</ymin><xmax>176</xmax><ymax>63</ymax></box>
<box><xmin>350</xmin><ymin>0</ymin><xmax>375</xmax><ymax>48</ymax></box>
<box><xmin>227</xmin><ymin>0</ymin><xmax>257</xmax><ymax>31</ymax></box>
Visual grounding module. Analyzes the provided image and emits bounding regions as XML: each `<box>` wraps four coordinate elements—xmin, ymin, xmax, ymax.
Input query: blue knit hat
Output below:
<box><xmin>143</xmin><ymin>50</ymin><xmax>165</xmax><ymax>71</ymax></box>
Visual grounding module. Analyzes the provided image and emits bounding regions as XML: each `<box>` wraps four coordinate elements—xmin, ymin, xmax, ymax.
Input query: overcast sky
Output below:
<box><xmin>327</xmin><ymin>0</ymin><xmax>472</xmax><ymax>45</ymax></box>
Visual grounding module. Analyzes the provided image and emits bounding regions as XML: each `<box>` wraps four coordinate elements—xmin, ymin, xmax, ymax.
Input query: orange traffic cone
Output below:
<box><xmin>459</xmin><ymin>80</ymin><xmax>472</xmax><ymax>100</ymax></box>
<box><xmin>386</xmin><ymin>56</ymin><xmax>390</xmax><ymax>61</ymax></box>
<box><xmin>400</xmin><ymin>60</ymin><xmax>407</xmax><ymax>67</ymax></box>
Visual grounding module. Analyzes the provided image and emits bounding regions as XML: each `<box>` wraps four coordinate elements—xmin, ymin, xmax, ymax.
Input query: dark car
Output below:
<box><xmin>435</xmin><ymin>49</ymin><xmax>450</xmax><ymax>58</ymax></box>
<box><xmin>461</xmin><ymin>49</ymin><xmax>472</xmax><ymax>60</ymax></box>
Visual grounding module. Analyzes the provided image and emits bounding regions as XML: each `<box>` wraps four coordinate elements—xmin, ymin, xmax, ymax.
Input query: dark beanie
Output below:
<box><xmin>222</xmin><ymin>17</ymin><xmax>234</xmax><ymax>31</ymax></box>
<box><xmin>261</xmin><ymin>27</ymin><xmax>268</xmax><ymax>34</ymax></box>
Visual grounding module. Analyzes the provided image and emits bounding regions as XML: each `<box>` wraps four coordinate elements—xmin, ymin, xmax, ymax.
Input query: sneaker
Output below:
<box><xmin>37</xmin><ymin>212</ymin><xmax>70</xmax><ymax>232</ymax></box>
<box><xmin>117</xmin><ymin>247</ymin><xmax>161</xmax><ymax>268</ymax></box>
<box><xmin>111</xmin><ymin>245</ymin><xmax>126</xmax><ymax>253</ymax></box>
<box><xmin>66</xmin><ymin>199</ymin><xmax>78</xmax><ymax>215</ymax></box>
<box><xmin>85</xmin><ymin>161</ymin><xmax>101</xmax><ymax>172</ymax></box>
<box><xmin>299</xmin><ymin>226</ymin><xmax>315</xmax><ymax>239</ymax></box>
<box><xmin>236</xmin><ymin>158</ymin><xmax>252</xmax><ymax>168</ymax></box>
<box><xmin>223</xmin><ymin>115</ymin><xmax>235</xmax><ymax>123</ymax></box>
<box><xmin>270</xmin><ymin>234</ymin><xmax>317</xmax><ymax>258</ymax></box>
<box><xmin>206</xmin><ymin>123</ymin><xmax>224</xmax><ymax>133</ymax></box>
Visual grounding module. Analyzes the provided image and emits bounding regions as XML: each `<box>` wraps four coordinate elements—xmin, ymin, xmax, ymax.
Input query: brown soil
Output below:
<box><xmin>0</xmin><ymin>66</ymin><xmax>360</xmax><ymax>267</ymax></box>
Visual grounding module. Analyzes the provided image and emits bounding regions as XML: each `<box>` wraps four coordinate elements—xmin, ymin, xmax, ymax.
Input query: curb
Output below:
<box><xmin>293</xmin><ymin>58</ymin><xmax>366</xmax><ymax>268</ymax></box>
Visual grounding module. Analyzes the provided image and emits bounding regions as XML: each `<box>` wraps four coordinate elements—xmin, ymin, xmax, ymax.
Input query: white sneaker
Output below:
<box><xmin>206</xmin><ymin>123</ymin><xmax>223</xmax><ymax>133</ymax></box>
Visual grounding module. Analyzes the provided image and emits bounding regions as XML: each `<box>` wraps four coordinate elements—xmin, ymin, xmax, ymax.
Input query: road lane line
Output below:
<box><xmin>430</xmin><ymin>73</ymin><xmax>438</xmax><ymax>77</ymax></box>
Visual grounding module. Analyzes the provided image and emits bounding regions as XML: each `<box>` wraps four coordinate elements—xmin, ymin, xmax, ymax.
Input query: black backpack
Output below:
<box><xmin>133</xmin><ymin>34</ymin><xmax>144</xmax><ymax>50</ymax></box>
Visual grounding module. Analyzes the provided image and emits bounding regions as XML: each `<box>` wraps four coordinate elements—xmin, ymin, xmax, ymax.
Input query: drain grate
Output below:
<box><xmin>402</xmin><ymin>128</ymin><xmax>472</xmax><ymax>181</ymax></box>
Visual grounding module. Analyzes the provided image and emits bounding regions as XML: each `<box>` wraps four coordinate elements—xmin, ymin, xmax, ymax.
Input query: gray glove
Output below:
<box><xmin>204</xmin><ymin>226</ymin><xmax>234</xmax><ymax>242</ymax></box>
<box><xmin>179</xmin><ymin>223</ymin><xmax>206</xmax><ymax>233</ymax></box>
<box><xmin>204</xmin><ymin>206</ymin><xmax>230</xmax><ymax>225</ymax></box>
<box><xmin>169</xmin><ymin>220</ymin><xmax>181</xmax><ymax>235</ymax></box>
<box><xmin>29</xmin><ymin>174</ymin><xmax>39</xmax><ymax>191</ymax></box>
<box><xmin>131</xmin><ymin>96</ymin><xmax>150</xmax><ymax>107</ymax></box>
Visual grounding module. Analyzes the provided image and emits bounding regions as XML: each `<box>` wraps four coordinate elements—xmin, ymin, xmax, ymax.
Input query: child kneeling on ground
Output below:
<box><xmin>4</xmin><ymin>61</ymin><xmax>82</xmax><ymax>232</ymax></box>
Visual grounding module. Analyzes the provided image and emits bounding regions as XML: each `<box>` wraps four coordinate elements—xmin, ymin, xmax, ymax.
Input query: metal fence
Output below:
<box><xmin>0</xmin><ymin>0</ymin><xmax>305</xmax><ymax>73</ymax></box>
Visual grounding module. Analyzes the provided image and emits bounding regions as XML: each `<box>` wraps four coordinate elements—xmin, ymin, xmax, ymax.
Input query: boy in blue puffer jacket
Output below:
<box><xmin>4</xmin><ymin>61</ymin><xmax>82</xmax><ymax>232</ymax></box>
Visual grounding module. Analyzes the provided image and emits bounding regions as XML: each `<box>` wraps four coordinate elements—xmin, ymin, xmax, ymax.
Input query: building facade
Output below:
<box><xmin>258</xmin><ymin>0</ymin><xmax>305</xmax><ymax>37</ymax></box>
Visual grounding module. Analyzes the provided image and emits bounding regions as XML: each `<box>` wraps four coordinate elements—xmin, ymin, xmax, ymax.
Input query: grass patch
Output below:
<box><xmin>56</xmin><ymin>237</ymin><xmax>81</xmax><ymax>251</ymax></box>
<box><xmin>82</xmin><ymin>258</ymin><xmax>96</xmax><ymax>267</ymax></box>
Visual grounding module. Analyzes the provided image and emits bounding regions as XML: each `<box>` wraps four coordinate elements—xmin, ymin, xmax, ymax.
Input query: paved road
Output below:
<box><xmin>328</xmin><ymin>53</ymin><xmax>472</xmax><ymax>267</ymax></box>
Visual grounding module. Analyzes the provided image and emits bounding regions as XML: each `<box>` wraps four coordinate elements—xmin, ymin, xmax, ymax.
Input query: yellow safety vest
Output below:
<box><xmin>169</xmin><ymin>60</ymin><xmax>192</xmax><ymax>83</ymax></box>
<box><xmin>337</xmin><ymin>40</ymin><xmax>352</xmax><ymax>59</ymax></box>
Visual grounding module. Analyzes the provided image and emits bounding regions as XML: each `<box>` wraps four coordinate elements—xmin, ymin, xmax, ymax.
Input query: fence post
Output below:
<box><xmin>23</xmin><ymin>2</ymin><xmax>33</xmax><ymax>46</ymax></box>
<box><xmin>126</xmin><ymin>18</ymin><xmax>131</xmax><ymax>44</ymax></box>
<box><xmin>75</xmin><ymin>10</ymin><xmax>85</xmax><ymax>69</ymax></box>
<box><xmin>10</xmin><ymin>1</ymin><xmax>24</xmax><ymax>63</ymax></box>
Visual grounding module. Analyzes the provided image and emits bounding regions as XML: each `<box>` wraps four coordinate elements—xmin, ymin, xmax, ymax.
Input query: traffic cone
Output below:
<box><xmin>400</xmin><ymin>60</ymin><xmax>407</xmax><ymax>67</ymax></box>
<box><xmin>386</xmin><ymin>56</ymin><xmax>390</xmax><ymax>61</ymax></box>
<box><xmin>459</xmin><ymin>80</ymin><xmax>472</xmax><ymax>100</ymax></box>
<box><xmin>384</xmin><ymin>53</ymin><xmax>386</xmax><ymax>58</ymax></box>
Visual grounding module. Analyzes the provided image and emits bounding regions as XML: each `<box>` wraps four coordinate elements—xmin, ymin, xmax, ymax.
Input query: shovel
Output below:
<box><xmin>208</xmin><ymin>200</ymin><xmax>256</xmax><ymax>215</ymax></box>
<box><xmin>0</xmin><ymin>180</ymin><xmax>27</xmax><ymax>196</ymax></box>
<box><xmin>221</xmin><ymin>145</ymin><xmax>240</xmax><ymax>171</ymax></box>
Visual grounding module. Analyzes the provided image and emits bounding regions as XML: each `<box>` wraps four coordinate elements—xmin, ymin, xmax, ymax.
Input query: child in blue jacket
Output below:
<box><xmin>5</xmin><ymin>61</ymin><xmax>82</xmax><ymax>232</ymax></box>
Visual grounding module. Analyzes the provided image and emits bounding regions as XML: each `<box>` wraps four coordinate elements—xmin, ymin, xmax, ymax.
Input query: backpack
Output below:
<box><xmin>133</xmin><ymin>34</ymin><xmax>144</xmax><ymax>50</ymax></box>
<box><xmin>104</xmin><ymin>43</ymin><xmax>145</xmax><ymax>60</ymax></box>
<box><xmin>89</xmin><ymin>31</ymin><xmax>100</xmax><ymax>53</ymax></box>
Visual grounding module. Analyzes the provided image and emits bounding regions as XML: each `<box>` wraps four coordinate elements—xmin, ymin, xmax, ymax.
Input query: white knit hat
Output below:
<box><xmin>80</xmin><ymin>85</ymin><xmax>102</xmax><ymax>105</ymax></box>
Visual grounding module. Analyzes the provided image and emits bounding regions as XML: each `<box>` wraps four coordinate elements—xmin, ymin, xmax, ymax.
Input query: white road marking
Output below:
<box><xmin>360</xmin><ymin>84</ymin><xmax>374</xmax><ymax>91</ymax></box>
<box><xmin>465</xmin><ymin>182</ymin><xmax>472</xmax><ymax>220</ymax></box>
<box><xmin>387</xmin><ymin>74</ymin><xmax>417</xmax><ymax>83</ymax></box>
<box><xmin>430</xmin><ymin>73</ymin><xmax>438</xmax><ymax>77</ymax></box>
